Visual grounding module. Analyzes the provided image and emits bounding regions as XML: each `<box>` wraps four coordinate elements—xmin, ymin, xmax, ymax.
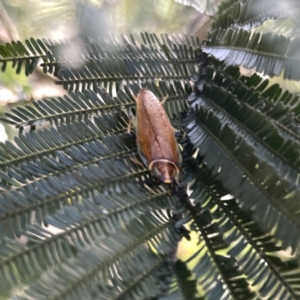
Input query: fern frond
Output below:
<box><xmin>0</xmin><ymin>33</ymin><xmax>199</xmax><ymax>83</ymax></box>
<box><xmin>0</xmin><ymin>156</ymin><xmax>149</xmax><ymax>237</ymax></box>
<box><xmin>2</xmin><ymin>26</ymin><xmax>300</xmax><ymax>300</ymax></box>
<box><xmin>185</xmin><ymin>56</ymin><xmax>300</xmax><ymax>249</ymax></box>
<box><xmin>202</xmin><ymin>64</ymin><xmax>300</xmax><ymax>136</ymax></box>
<box><xmin>0</xmin><ymin>112</ymin><xmax>129</xmax><ymax>170</ymax></box>
<box><xmin>0</xmin><ymin>112</ymin><xmax>147</xmax><ymax>237</ymax></box>
<box><xmin>186</xmin><ymin>105</ymin><xmax>300</xmax><ymax>250</ymax></box>
<box><xmin>183</xmin><ymin>152</ymin><xmax>300</xmax><ymax>298</ymax></box>
<box><xmin>55</xmin><ymin>55</ymin><xmax>196</xmax><ymax>93</ymax></box>
<box><xmin>39</xmin><ymin>33</ymin><xmax>200</xmax><ymax>82</ymax></box>
<box><xmin>213</xmin><ymin>0</ymin><xmax>300</xmax><ymax>30</ymax></box>
<box><xmin>181</xmin><ymin>198</ymin><xmax>256</xmax><ymax>299</ymax></box>
<box><xmin>190</xmin><ymin>79</ymin><xmax>300</xmax><ymax>189</ymax></box>
<box><xmin>0</xmin><ymin>81</ymin><xmax>190</xmax><ymax>130</ymax></box>
<box><xmin>205</xmin><ymin>28</ymin><xmax>300</xmax><ymax>79</ymax></box>
<box><xmin>0</xmin><ymin>184</ymin><xmax>176</xmax><ymax>293</ymax></box>
<box><xmin>13</xmin><ymin>213</ymin><xmax>177</xmax><ymax>300</ymax></box>
<box><xmin>0</xmin><ymin>38</ymin><xmax>51</xmax><ymax>75</ymax></box>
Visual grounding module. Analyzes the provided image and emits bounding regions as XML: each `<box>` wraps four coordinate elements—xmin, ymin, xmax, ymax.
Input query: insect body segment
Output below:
<box><xmin>134</xmin><ymin>89</ymin><xmax>181</xmax><ymax>183</ymax></box>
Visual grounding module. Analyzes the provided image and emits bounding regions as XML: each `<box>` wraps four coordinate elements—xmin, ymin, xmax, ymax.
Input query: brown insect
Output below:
<box><xmin>129</xmin><ymin>89</ymin><xmax>181</xmax><ymax>183</ymax></box>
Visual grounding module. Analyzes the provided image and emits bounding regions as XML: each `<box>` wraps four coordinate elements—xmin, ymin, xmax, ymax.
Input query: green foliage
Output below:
<box><xmin>0</xmin><ymin>38</ymin><xmax>50</xmax><ymax>75</ymax></box>
<box><xmin>213</xmin><ymin>0</ymin><xmax>300</xmax><ymax>30</ymax></box>
<box><xmin>205</xmin><ymin>28</ymin><xmax>300</xmax><ymax>79</ymax></box>
<box><xmin>0</xmin><ymin>81</ymin><xmax>189</xmax><ymax>130</ymax></box>
<box><xmin>1</xmin><ymin>1</ymin><xmax>300</xmax><ymax>299</ymax></box>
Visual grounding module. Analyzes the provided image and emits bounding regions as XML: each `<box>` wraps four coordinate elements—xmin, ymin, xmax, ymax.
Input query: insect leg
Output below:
<box><xmin>127</xmin><ymin>118</ymin><xmax>132</xmax><ymax>134</ymax></box>
<box><xmin>160</xmin><ymin>94</ymin><xmax>169</xmax><ymax>106</ymax></box>
<box><xmin>130</xmin><ymin>157</ymin><xmax>145</xmax><ymax>167</ymax></box>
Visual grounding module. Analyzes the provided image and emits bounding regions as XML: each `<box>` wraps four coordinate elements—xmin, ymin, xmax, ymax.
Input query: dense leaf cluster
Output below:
<box><xmin>1</xmin><ymin>0</ymin><xmax>300</xmax><ymax>299</ymax></box>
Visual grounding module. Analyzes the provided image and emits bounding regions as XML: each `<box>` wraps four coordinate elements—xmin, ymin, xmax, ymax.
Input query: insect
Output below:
<box><xmin>129</xmin><ymin>89</ymin><xmax>181</xmax><ymax>183</ymax></box>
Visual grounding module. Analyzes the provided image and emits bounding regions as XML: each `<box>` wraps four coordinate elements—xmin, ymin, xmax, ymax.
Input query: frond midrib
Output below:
<box><xmin>57</xmin><ymin>74</ymin><xmax>193</xmax><ymax>85</ymax></box>
<box><xmin>204</xmin><ymin>44</ymin><xmax>291</xmax><ymax>61</ymax></box>
<box><xmin>0</xmin><ymin>54</ymin><xmax>47</xmax><ymax>62</ymax></box>
<box><xmin>42</xmin><ymin>57</ymin><xmax>198</xmax><ymax>67</ymax></box>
